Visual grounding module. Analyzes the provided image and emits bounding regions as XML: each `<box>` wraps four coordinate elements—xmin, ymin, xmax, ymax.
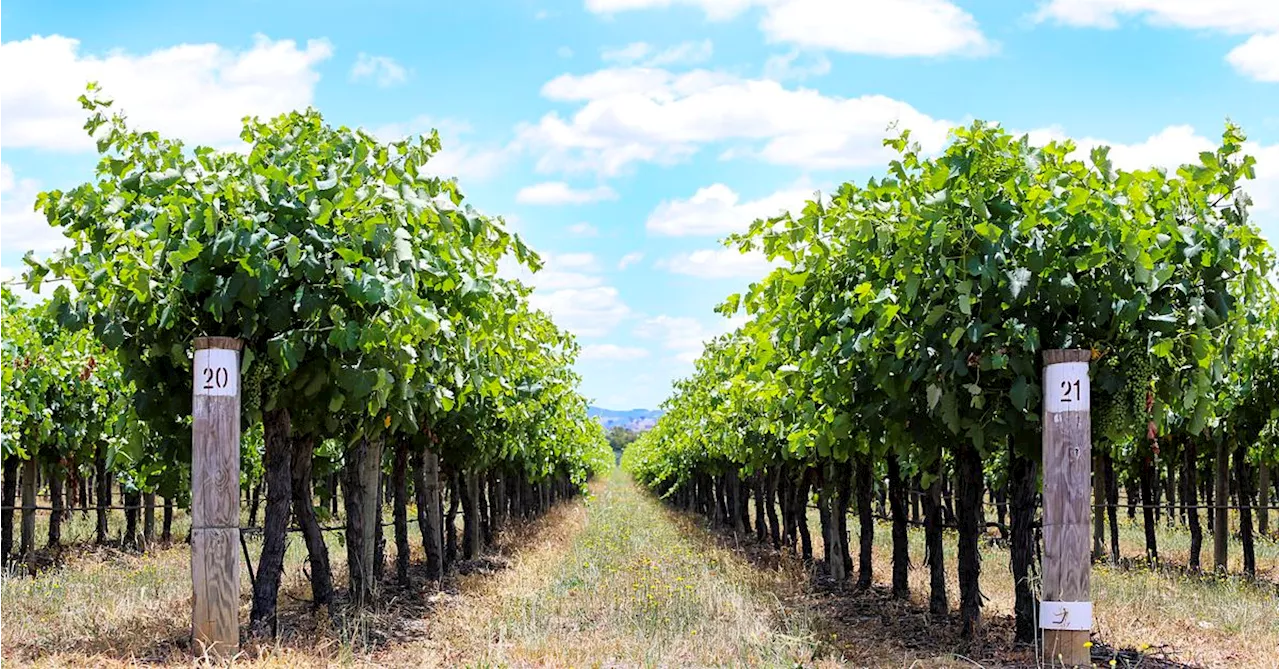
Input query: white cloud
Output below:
<box><xmin>350</xmin><ymin>52</ymin><xmax>408</xmax><ymax>87</ymax></box>
<box><xmin>501</xmin><ymin>249</ymin><xmax>632</xmax><ymax>337</ymax></box>
<box><xmin>579</xmin><ymin>343</ymin><xmax>650</xmax><ymax>361</ymax></box>
<box><xmin>529</xmin><ymin>286</ymin><xmax>631</xmax><ymax>337</ymax></box>
<box><xmin>618</xmin><ymin>252</ymin><xmax>645</xmax><ymax>269</ymax></box>
<box><xmin>501</xmin><ymin>252</ymin><xmax>604</xmax><ymax>291</ymax></box>
<box><xmin>762</xmin><ymin>49</ymin><xmax>831</xmax><ymax>81</ymax></box>
<box><xmin>760</xmin><ymin>0</ymin><xmax>991</xmax><ymax>56</ymax></box>
<box><xmin>1084</xmin><ymin>125</ymin><xmax>1217</xmax><ymax>173</ymax></box>
<box><xmin>1029</xmin><ymin>123</ymin><xmax>1269</xmax><ymax>175</ymax></box>
<box><xmin>634</xmin><ymin>313</ymin><xmax>747</xmax><ymax>363</ymax></box>
<box><xmin>1226</xmin><ymin>33</ymin><xmax>1280</xmax><ymax>82</ymax></box>
<box><xmin>1033</xmin><ymin>0</ymin><xmax>1278</xmax><ymax>83</ymax></box>
<box><xmin>516</xmin><ymin>181</ymin><xmax>618</xmax><ymax>205</ymax></box>
<box><xmin>658</xmin><ymin>248</ymin><xmax>778</xmax><ymax>279</ymax></box>
<box><xmin>586</xmin><ymin>0</ymin><xmax>990</xmax><ymax>56</ymax></box>
<box><xmin>1025</xmin><ymin>124</ymin><xmax>1279</xmax><ymax>244</ymax></box>
<box><xmin>371</xmin><ymin>116</ymin><xmax>511</xmax><ymax>183</ymax></box>
<box><xmin>521</xmin><ymin>68</ymin><xmax>953</xmax><ymax>175</ymax></box>
<box><xmin>1</xmin><ymin>163</ymin><xmax>65</xmax><ymax>257</ymax></box>
<box><xmin>602</xmin><ymin>40</ymin><xmax>714</xmax><ymax>67</ymax></box>
<box><xmin>602</xmin><ymin>42</ymin><xmax>653</xmax><ymax>64</ymax></box>
<box><xmin>1033</xmin><ymin>0</ymin><xmax>1276</xmax><ymax>33</ymax></box>
<box><xmin>1</xmin><ymin>34</ymin><xmax>332</xmax><ymax>151</ymax></box>
<box><xmin>567</xmin><ymin>222</ymin><xmax>600</xmax><ymax>236</ymax></box>
<box><xmin>646</xmin><ymin>182</ymin><xmax>815</xmax><ymax>236</ymax></box>
<box><xmin>0</xmin><ymin>266</ymin><xmax>42</xmax><ymax>304</ymax></box>
<box><xmin>555</xmin><ymin>252</ymin><xmax>601</xmax><ymax>270</ymax></box>
<box><xmin>586</xmin><ymin>0</ymin><xmax>751</xmax><ymax>21</ymax></box>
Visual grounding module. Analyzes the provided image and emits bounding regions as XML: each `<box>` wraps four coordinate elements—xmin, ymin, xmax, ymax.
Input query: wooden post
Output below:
<box><xmin>1213</xmin><ymin>438</ymin><xmax>1229</xmax><ymax>571</ymax></box>
<box><xmin>1259</xmin><ymin>465</ymin><xmax>1270</xmax><ymax>537</ymax></box>
<box><xmin>20</xmin><ymin>458</ymin><xmax>36</xmax><ymax>565</ymax></box>
<box><xmin>190</xmin><ymin>337</ymin><xmax>242</xmax><ymax>657</ymax></box>
<box><xmin>1041</xmin><ymin>349</ymin><xmax>1092</xmax><ymax>667</ymax></box>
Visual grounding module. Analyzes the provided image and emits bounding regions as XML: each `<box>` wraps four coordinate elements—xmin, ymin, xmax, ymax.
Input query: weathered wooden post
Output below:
<box><xmin>1041</xmin><ymin>349</ymin><xmax>1092</xmax><ymax>666</ymax></box>
<box><xmin>191</xmin><ymin>337</ymin><xmax>242</xmax><ymax>657</ymax></box>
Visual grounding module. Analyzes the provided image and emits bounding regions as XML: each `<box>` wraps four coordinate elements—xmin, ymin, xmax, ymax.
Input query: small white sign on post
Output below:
<box><xmin>1039</xmin><ymin>600</ymin><xmax>1092</xmax><ymax>631</ymax></box>
<box><xmin>193</xmin><ymin>349</ymin><xmax>239</xmax><ymax>397</ymax></box>
<box><xmin>1044</xmin><ymin>361</ymin><xmax>1089</xmax><ymax>413</ymax></box>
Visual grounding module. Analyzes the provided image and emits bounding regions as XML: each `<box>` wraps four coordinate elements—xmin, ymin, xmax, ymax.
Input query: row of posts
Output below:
<box><xmin>188</xmin><ymin>340</ymin><xmax>1095</xmax><ymax>666</ymax></box>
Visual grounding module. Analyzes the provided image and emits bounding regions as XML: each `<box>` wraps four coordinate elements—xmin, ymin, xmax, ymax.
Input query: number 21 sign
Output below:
<box><xmin>1043</xmin><ymin>361</ymin><xmax>1089</xmax><ymax>413</ymax></box>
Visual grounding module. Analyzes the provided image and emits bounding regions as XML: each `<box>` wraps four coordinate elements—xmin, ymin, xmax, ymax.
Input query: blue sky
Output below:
<box><xmin>2</xmin><ymin>0</ymin><xmax>1277</xmax><ymax>410</ymax></box>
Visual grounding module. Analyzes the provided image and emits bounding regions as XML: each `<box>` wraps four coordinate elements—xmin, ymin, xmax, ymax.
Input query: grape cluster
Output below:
<box><xmin>242</xmin><ymin>359</ymin><xmax>266</xmax><ymax>420</ymax></box>
<box><xmin>1093</xmin><ymin>353</ymin><xmax>1156</xmax><ymax>443</ymax></box>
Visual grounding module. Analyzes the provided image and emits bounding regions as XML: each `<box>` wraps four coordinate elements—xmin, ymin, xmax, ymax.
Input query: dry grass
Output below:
<box><xmin>384</xmin><ymin>468</ymin><xmax>840</xmax><ymax>667</ymax></box>
<box><xmin>790</xmin><ymin>502</ymin><xmax>1279</xmax><ymax>668</ymax></box>
<box><xmin>1</xmin><ymin>476</ymin><xmax>1275</xmax><ymax>667</ymax></box>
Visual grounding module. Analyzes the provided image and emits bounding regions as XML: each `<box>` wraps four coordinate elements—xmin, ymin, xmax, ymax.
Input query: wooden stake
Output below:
<box><xmin>190</xmin><ymin>336</ymin><xmax>242</xmax><ymax>658</ymax></box>
<box><xmin>1041</xmin><ymin>349</ymin><xmax>1092</xmax><ymax>667</ymax></box>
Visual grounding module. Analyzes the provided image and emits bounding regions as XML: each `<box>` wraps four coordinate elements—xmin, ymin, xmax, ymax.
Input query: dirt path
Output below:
<box><xmin>382</xmin><ymin>468</ymin><xmax>838</xmax><ymax>667</ymax></box>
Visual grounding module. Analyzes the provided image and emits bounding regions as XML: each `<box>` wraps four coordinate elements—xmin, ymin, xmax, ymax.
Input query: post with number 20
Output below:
<box><xmin>190</xmin><ymin>337</ymin><xmax>243</xmax><ymax>657</ymax></box>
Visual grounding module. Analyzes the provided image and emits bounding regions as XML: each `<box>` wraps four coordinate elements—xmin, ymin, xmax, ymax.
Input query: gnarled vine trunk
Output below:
<box><xmin>95</xmin><ymin>445</ymin><xmax>110</xmax><ymax>544</ymax></box>
<box><xmin>957</xmin><ymin>440</ymin><xmax>984</xmax><ymax>638</ymax></box>
<box><xmin>1008</xmin><ymin>445</ymin><xmax>1038</xmax><ymax>643</ymax></box>
<box><xmin>393</xmin><ymin>441</ymin><xmax>410</xmax><ymax>586</ymax></box>
<box><xmin>344</xmin><ymin>435</ymin><xmax>384</xmax><ymax>608</ymax></box>
<box><xmin>922</xmin><ymin>467</ymin><xmax>948</xmax><ymax>616</ymax></box>
<box><xmin>250</xmin><ymin>406</ymin><xmax>293</xmax><ymax>635</ymax></box>
<box><xmin>414</xmin><ymin>448</ymin><xmax>444</xmax><ymax>580</ymax></box>
<box><xmin>461</xmin><ymin>469</ymin><xmax>481</xmax><ymax>560</ymax></box>
<box><xmin>1235</xmin><ymin>441</ymin><xmax>1256</xmax><ymax>577</ymax></box>
<box><xmin>48</xmin><ymin>468</ymin><xmax>64</xmax><ymax>550</ymax></box>
<box><xmin>1</xmin><ymin>454</ymin><xmax>16</xmax><ymax>565</ymax></box>
<box><xmin>887</xmin><ymin>452</ymin><xmax>909</xmax><ymax>598</ymax></box>
<box><xmin>855</xmin><ymin>454</ymin><xmax>874</xmax><ymax>589</ymax></box>
<box><xmin>292</xmin><ymin>434</ymin><xmax>332</xmax><ymax>608</ymax></box>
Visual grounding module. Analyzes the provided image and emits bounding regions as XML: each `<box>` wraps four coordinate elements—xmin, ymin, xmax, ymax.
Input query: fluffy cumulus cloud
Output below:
<box><xmin>1043</xmin><ymin>124</ymin><xmax>1219</xmax><ymax>173</ymax></box>
<box><xmin>350</xmin><ymin>52</ymin><xmax>409</xmax><ymax>87</ymax></box>
<box><xmin>1033</xmin><ymin>0</ymin><xmax>1275</xmax><ymax>33</ymax></box>
<box><xmin>646</xmin><ymin>182</ymin><xmax>815</xmax><ymax>236</ymax></box>
<box><xmin>1</xmin><ymin>34</ymin><xmax>332</xmax><ymax>151</ymax></box>
<box><xmin>634</xmin><ymin>313</ymin><xmax>747</xmax><ymax>363</ymax></box>
<box><xmin>501</xmin><ymin>252</ymin><xmax>603</xmax><ymax>291</ymax></box>
<box><xmin>759</xmin><ymin>0</ymin><xmax>991</xmax><ymax>56</ymax></box>
<box><xmin>1032</xmin><ymin>1</ymin><xmax>1278</xmax><ymax>82</ymax></box>
<box><xmin>602</xmin><ymin>40</ymin><xmax>714</xmax><ymax>67</ymax></box>
<box><xmin>529</xmin><ymin>286</ymin><xmax>631</xmax><ymax>337</ymax></box>
<box><xmin>1024</xmin><ymin>124</ymin><xmax>1280</xmax><ymax>244</ymax></box>
<box><xmin>521</xmin><ymin>67</ymin><xmax>953</xmax><ymax>175</ymax></box>
<box><xmin>658</xmin><ymin>248</ymin><xmax>778</xmax><ymax>279</ymax></box>
<box><xmin>1</xmin><ymin>163</ymin><xmax>63</xmax><ymax>258</ymax></box>
<box><xmin>1226</xmin><ymin>33</ymin><xmax>1280</xmax><ymax>82</ymax></box>
<box><xmin>617</xmin><ymin>252</ymin><xmax>645</xmax><ymax>269</ymax></box>
<box><xmin>371</xmin><ymin>116</ymin><xmax>511</xmax><ymax>182</ymax></box>
<box><xmin>579</xmin><ymin>343</ymin><xmax>651</xmax><ymax>361</ymax></box>
<box><xmin>500</xmin><ymin>252</ymin><xmax>631</xmax><ymax>338</ymax></box>
<box><xmin>762</xmin><ymin>49</ymin><xmax>830</xmax><ymax>81</ymax></box>
<box><xmin>515</xmin><ymin>181</ymin><xmax>619</xmax><ymax>204</ymax></box>
<box><xmin>587</xmin><ymin>0</ymin><xmax>990</xmax><ymax>57</ymax></box>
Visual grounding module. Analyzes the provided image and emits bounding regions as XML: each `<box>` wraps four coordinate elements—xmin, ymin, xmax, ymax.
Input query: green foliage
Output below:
<box><xmin>629</xmin><ymin>119</ymin><xmax>1276</xmax><ymax>506</ymax></box>
<box><xmin>9</xmin><ymin>85</ymin><xmax>609</xmax><ymax>510</ymax></box>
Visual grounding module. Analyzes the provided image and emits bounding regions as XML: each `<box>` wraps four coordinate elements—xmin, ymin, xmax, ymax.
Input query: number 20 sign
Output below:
<box><xmin>1044</xmin><ymin>361</ymin><xmax>1089</xmax><ymax>413</ymax></box>
<box><xmin>193</xmin><ymin>348</ymin><xmax>239</xmax><ymax>397</ymax></box>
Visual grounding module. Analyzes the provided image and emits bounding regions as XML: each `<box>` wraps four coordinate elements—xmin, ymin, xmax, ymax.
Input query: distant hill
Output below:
<box><xmin>588</xmin><ymin>406</ymin><xmax>662</xmax><ymax>431</ymax></box>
